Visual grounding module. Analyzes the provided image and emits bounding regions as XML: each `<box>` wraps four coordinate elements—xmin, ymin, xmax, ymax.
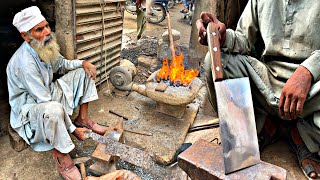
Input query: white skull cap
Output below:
<box><xmin>12</xmin><ymin>6</ymin><xmax>46</xmax><ymax>33</ymax></box>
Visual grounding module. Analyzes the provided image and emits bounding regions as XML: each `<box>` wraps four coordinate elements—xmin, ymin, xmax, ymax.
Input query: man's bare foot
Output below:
<box><xmin>74</xmin><ymin>117</ymin><xmax>107</xmax><ymax>135</ymax></box>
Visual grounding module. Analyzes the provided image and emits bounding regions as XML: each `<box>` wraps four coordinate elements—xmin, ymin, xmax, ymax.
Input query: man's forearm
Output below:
<box><xmin>55</xmin><ymin>57</ymin><xmax>84</xmax><ymax>74</ymax></box>
<box><xmin>301</xmin><ymin>50</ymin><xmax>320</xmax><ymax>81</ymax></box>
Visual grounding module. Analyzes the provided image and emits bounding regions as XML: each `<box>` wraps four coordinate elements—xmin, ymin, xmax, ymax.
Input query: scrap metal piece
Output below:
<box><xmin>188</xmin><ymin>122</ymin><xmax>219</xmax><ymax>132</ymax></box>
<box><xmin>85</xmin><ymin>132</ymin><xmax>171</xmax><ymax>178</ymax></box>
<box><xmin>110</xmin><ymin>66</ymin><xmax>133</xmax><ymax>91</ymax></box>
<box><xmin>178</xmin><ymin>139</ymin><xmax>287</xmax><ymax>180</ymax></box>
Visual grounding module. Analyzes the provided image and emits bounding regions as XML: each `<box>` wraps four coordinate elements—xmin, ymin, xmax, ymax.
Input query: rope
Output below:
<box><xmin>98</xmin><ymin>0</ymin><xmax>104</xmax><ymax>90</ymax></box>
<box><xmin>100</xmin><ymin>0</ymin><xmax>111</xmax><ymax>94</ymax></box>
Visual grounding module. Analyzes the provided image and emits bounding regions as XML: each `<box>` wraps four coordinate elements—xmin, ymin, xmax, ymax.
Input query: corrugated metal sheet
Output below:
<box><xmin>74</xmin><ymin>0</ymin><xmax>125</xmax><ymax>86</ymax></box>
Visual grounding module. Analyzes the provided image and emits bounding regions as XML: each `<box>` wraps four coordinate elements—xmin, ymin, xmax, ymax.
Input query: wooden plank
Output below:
<box><xmin>76</xmin><ymin>0</ymin><xmax>125</xmax><ymax>6</ymax></box>
<box><xmin>86</xmin><ymin>46</ymin><xmax>121</xmax><ymax>64</ymax></box>
<box><xmin>93</xmin><ymin>52</ymin><xmax>121</xmax><ymax>69</ymax></box>
<box><xmin>75</xmin><ymin>18</ymin><xmax>122</xmax><ymax>35</ymax></box>
<box><xmin>76</xmin><ymin>33</ymin><xmax>122</xmax><ymax>53</ymax></box>
<box><xmin>72</xmin><ymin>0</ymin><xmax>124</xmax><ymax>89</ymax></box>
<box><xmin>76</xmin><ymin>11</ymin><xmax>121</xmax><ymax>25</ymax></box>
<box><xmin>76</xmin><ymin>4</ymin><xmax>118</xmax><ymax>15</ymax></box>
<box><xmin>76</xmin><ymin>40</ymin><xmax>121</xmax><ymax>60</ymax></box>
<box><xmin>76</xmin><ymin>26</ymin><xmax>122</xmax><ymax>44</ymax></box>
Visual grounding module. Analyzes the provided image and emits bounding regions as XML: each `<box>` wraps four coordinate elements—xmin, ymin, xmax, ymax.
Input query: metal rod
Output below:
<box><xmin>108</xmin><ymin>109</ymin><xmax>129</xmax><ymax>120</ymax></box>
<box><xmin>188</xmin><ymin>122</ymin><xmax>219</xmax><ymax>132</ymax></box>
<box><xmin>96</xmin><ymin>122</ymin><xmax>152</xmax><ymax>136</ymax></box>
<box><xmin>124</xmin><ymin>129</ymin><xmax>153</xmax><ymax>136</ymax></box>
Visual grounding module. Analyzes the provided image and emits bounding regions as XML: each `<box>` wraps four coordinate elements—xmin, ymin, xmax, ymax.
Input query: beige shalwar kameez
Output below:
<box><xmin>204</xmin><ymin>0</ymin><xmax>320</xmax><ymax>154</ymax></box>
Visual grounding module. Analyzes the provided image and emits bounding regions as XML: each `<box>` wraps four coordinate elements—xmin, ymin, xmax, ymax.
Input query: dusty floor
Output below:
<box><xmin>0</xmin><ymin>4</ymin><xmax>306</xmax><ymax>180</ymax></box>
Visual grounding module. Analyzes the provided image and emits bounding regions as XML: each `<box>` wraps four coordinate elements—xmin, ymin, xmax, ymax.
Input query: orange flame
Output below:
<box><xmin>157</xmin><ymin>52</ymin><xmax>198</xmax><ymax>86</ymax></box>
<box><xmin>156</xmin><ymin>58</ymin><xmax>170</xmax><ymax>81</ymax></box>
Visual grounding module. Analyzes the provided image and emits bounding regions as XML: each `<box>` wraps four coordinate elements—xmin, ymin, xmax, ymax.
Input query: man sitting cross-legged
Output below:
<box><xmin>7</xmin><ymin>6</ymin><xmax>107</xmax><ymax>179</ymax></box>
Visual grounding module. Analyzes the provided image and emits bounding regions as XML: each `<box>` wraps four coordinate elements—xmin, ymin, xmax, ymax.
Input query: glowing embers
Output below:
<box><xmin>156</xmin><ymin>52</ymin><xmax>198</xmax><ymax>86</ymax></box>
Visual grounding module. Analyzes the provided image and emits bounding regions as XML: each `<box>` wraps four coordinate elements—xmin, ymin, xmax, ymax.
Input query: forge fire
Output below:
<box><xmin>156</xmin><ymin>52</ymin><xmax>198</xmax><ymax>86</ymax></box>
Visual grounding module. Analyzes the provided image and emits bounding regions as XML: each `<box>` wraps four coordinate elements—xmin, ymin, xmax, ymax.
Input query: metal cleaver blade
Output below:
<box><xmin>207</xmin><ymin>22</ymin><xmax>260</xmax><ymax>174</ymax></box>
<box><xmin>215</xmin><ymin>77</ymin><xmax>260</xmax><ymax>174</ymax></box>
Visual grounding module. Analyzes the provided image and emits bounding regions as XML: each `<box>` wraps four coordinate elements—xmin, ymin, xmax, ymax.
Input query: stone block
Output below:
<box><xmin>156</xmin><ymin>102</ymin><xmax>186</xmax><ymax>118</ymax></box>
<box><xmin>162</xmin><ymin>29</ymin><xmax>181</xmax><ymax>42</ymax></box>
<box><xmin>137</xmin><ymin>55</ymin><xmax>159</xmax><ymax>70</ymax></box>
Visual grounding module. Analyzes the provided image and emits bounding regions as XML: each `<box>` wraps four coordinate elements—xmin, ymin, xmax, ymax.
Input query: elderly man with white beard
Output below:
<box><xmin>7</xmin><ymin>6</ymin><xmax>108</xmax><ymax>179</ymax></box>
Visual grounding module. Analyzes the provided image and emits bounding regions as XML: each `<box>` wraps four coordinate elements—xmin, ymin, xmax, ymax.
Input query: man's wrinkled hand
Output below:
<box><xmin>82</xmin><ymin>61</ymin><xmax>97</xmax><ymax>80</ymax></box>
<box><xmin>279</xmin><ymin>66</ymin><xmax>312</xmax><ymax>120</ymax></box>
<box><xmin>196</xmin><ymin>12</ymin><xmax>226</xmax><ymax>46</ymax></box>
<box><xmin>73</xmin><ymin>127</ymin><xmax>91</xmax><ymax>141</ymax></box>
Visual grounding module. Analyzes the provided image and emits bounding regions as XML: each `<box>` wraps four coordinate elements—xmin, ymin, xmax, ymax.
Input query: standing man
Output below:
<box><xmin>136</xmin><ymin>0</ymin><xmax>146</xmax><ymax>40</ymax></box>
<box><xmin>7</xmin><ymin>6</ymin><xmax>107</xmax><ymax>179</ymax></box>
<box><xmin>197</xmin><ymin>0</ymin><xmax>320</xmax><ymax>179</ymax></box>
<box><xmin>180</xmin><ymin>0</ymin><xmax>189</xmax><ymax>14</ymax></box>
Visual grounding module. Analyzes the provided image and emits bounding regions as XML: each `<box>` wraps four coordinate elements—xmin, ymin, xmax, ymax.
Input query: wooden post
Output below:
<box><xmin>188</xmin><ymin>0</ymin><xmax>220</xmax><ymax>68</ymax></box>
<box><xmin>55</xmin><ymin>0</ymin><xmax>75</xmax><ymax>59</ymax></box>
<box><xmin>224</xmin><ymin>0</ymin><xmax>248</xmax><ymax>30</ymax></box>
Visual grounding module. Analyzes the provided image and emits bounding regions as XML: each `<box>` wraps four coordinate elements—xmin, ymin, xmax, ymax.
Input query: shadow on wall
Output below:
<box><xmin>0</xmin><ymin>1</ymin><xmax>36</xmax><ymax>136</ymax></box>
<box><xmin>0</xmin><ymin>20</ymin><xmax>21</xmax><ymax>136</ymax></box>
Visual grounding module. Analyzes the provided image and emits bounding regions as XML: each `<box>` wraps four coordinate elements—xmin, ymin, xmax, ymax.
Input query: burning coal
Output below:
<box><xmin>157</xmin><ymin>52</ymin><xmax>198</xmax><ymax>86</ymax></box>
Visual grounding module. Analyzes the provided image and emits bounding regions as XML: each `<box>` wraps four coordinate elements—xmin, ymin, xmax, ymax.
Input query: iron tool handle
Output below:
<box><xmin>207</xmin><ymin>22</ymin><xmax>223</xmax><ymax>81</ymax></box>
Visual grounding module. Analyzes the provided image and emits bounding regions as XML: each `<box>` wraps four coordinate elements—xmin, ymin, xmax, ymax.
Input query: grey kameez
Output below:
<box><xmin>205</xmin><ymin>0</ymin><xmax>320</xmax><ymax>154</ymax></box>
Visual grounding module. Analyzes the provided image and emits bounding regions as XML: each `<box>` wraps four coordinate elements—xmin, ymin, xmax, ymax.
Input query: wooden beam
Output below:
<box><xmin>188</xmin><ymin>0</ymin><xmax>218</xmax><ymax>69</ymax></box>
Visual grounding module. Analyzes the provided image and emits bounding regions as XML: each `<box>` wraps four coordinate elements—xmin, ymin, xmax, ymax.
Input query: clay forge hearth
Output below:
<box><xmin>139</xmin><ymin>71</ymin><xmax>202</xmax><ymax>118</ymax></box>
<box><xmin>110</xmin><ymin>64</ymin><xmax>202</xmax><ymax>118</ymax></box>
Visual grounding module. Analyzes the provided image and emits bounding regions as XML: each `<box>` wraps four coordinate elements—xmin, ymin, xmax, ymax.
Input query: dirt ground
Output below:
<box><xmin>0</xmin><ymin>3</ymin><xmax>306</xmax><ymax>180</ymax></box>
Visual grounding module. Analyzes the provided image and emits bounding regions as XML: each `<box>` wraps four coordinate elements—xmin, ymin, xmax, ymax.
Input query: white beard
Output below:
<box><xmin>28</xmin><ymin>32</ymin><xmax>60</xmax><ymax>65</ymax></box>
